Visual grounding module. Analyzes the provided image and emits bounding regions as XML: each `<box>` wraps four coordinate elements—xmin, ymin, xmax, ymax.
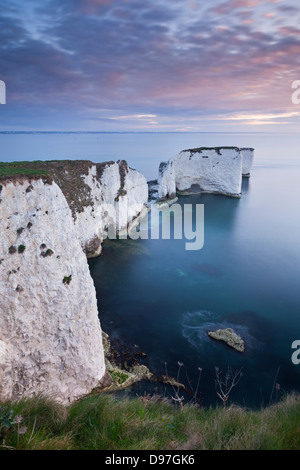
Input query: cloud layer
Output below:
<box><xmin>1</xmin><ymin>0</ymin><xmax>300</xmax><ymax>130</ymax></box>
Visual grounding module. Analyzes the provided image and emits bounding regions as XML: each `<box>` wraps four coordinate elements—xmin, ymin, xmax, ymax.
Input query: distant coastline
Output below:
<box><xmin>0</xmin><ymin>130</ymin><xmax>286</xmax><ymax>134</ymax></box>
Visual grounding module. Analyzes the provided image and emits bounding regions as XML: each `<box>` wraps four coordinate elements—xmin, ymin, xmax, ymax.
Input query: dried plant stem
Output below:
<box><xmin>215</xmin><ymin>366</ymin><xmax>243</xmax><ymax>408</ymax></box>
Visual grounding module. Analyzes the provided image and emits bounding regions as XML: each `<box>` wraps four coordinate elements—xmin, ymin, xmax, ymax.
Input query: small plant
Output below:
<box><xmin>269</xmin><ymin>366</ymin><xmax>281</xmax><ymax>404</ymax></box>
<box><xmin>18</xmin><ymin>245</ymin><xmax>26</xmax><ymax>254</ymax></box>
<box><xmin>165</xmin><ymin>361</ymin><xmax>185</xmax><ymax>407</ymax></box>
<box><xmin>16</xmin><ymin>227</ymin><xmax>24</xmax><ymax>235</ymax></box>
<box><xmin>8</xmin><ymin>245</ymin><xmax>16</xmax><ymax>254</ymax></box>
<box><xmin>214</xmin><ymin>366</ymin><xmax>243</xmax><ymax>408</ymax></box>
<box><xmin>0</xmin><ymin>406</ymin><xmax>26</xmax><ymax>447</ymax></box>
<box><xmin>0</xmin><ymin>407</ymin><xmax>16</xmax><ymax>441</ymax></box>
<box><xmin>109</xmin><ymin>370</ymin><xmax>129</xmax><ymax>385</ymax></box>
<box><xmin>63</xmin><ymin>275</ymin><xmax>72</xmax><ymax>285</ymax></box>
<box><xmin>41</xmin><ymin>249</ymin><xmax>54</xmax><ymax>257</ymax></box>
<box><xmin>185</xmin><ymin>366</ymin><xmax>203</xmax><ymax>404</ymax></box>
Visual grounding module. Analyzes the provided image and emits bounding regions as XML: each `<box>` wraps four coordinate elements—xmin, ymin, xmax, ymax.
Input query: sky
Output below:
<box><xmin>1</xmin><ymin>0</ymin><xmax>300</xmax><ymax>132</ymax></box>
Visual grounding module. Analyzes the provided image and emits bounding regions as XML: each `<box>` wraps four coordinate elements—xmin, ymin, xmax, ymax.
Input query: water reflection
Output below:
<box><xmin>241</xmin><ymin>176</ymin><xmax>250</xmax><ymax>193</ymax></box>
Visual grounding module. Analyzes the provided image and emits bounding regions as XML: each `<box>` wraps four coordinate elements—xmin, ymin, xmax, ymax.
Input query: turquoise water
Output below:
<box><xmin>1</xmin><ymin>131</ymin><xmax>300</xmax><ymax>407</ymax></box>
<box><xmin>89</xmin><ymin>175</ymin><xmax>300</xmax><ymax>407</ymax></box>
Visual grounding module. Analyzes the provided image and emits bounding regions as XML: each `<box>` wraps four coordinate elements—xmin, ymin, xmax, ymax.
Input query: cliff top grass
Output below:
<box><xmin>0</xmin><ymin>159</ymin><xmax>122</xmax><ymax>218</ymax></box>
<box><xmin>0</xmin><ymin>159</ymin><xmax>93</xmax><ymax>178</ymax></box>
<box><xmin>0</xmin><ymin>160</ymin><xmax>95</xmax><ymax>218</ymax></box>
<box><xmin>0</xmin><ymin>159</ymin><xmax>132</xmax><ymax>180</ymax></box>
<box><xmin>0</xmin><ymin>161</ymin><xmax>50</xmax><ymax>178</ymax></box>
<box><xmin>0</xmin><ymin>392</ymin><xmax>299</xmax><ymax>450</ymax></box>
<box><xmin>181</xmin><ymin>146</ymin><xmax>254</xmax><ymax>155</ymax></box>
<box><xmin>182</xmin><ymin>146</ymin><xmax>241</xmax><ymax>155</ymax></box>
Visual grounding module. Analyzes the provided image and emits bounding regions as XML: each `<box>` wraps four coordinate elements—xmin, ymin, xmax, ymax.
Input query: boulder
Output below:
<box><xmin>207</xmin><ymin>328</ymin><xmax>245</xmax><ymax>352</ymax></box>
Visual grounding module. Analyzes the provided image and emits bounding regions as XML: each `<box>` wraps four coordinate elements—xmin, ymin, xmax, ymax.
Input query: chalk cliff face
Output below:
<box><xmin>0</xmin><ymin>160</ymin><xmax>148</xmax><ymax>403</ymax></box>
<box><xmin>73</xmin><ymin>160</ymin><xmax>149</xmax><ymax>256</ymax></box>
<box><xmin>240</xmin><ymin>148</ymin><xmax>255</xmax><ymax>177</ymax></box>
<box><xmin>158</xmin><ymin>147</ymin><xmax>254</xmax><ymax>200</ymax></box>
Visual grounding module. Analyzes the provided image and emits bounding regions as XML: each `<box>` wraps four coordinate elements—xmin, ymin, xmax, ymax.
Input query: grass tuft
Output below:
<box><xmin>0</xmin><ymin>392</ymin><xmax>299</xmax><ymax>450</ymax></box>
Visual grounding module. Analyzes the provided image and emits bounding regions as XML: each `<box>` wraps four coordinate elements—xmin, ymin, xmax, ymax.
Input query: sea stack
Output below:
<box><xmin>158</xmin><ymin>146</ymin><xmax>254</xmax><ymax>201</ymax></box>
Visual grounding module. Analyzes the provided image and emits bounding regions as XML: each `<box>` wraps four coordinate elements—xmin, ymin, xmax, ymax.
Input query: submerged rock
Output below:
<box><xmin>207</xmin><ymin>328</ymin><xmax>245</xmax><ymax>352</ymax></box>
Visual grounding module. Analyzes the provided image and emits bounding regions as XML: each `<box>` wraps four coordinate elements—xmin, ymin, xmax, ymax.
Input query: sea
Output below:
<box><xmin>1</xmin><ymin>131</ymin><xmax>300</xmax><ymax>408</ymax></box>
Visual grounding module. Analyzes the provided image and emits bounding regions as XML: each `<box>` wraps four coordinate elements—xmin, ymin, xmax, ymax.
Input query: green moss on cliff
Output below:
<box><xmin>182</xmin><ymin>146</ymin><xmax>241</xmax><ymax>156</ymax></box>
<box><xmin>0</xmin><ymin>160</ymin><xmax>95</xmax><ymax>219</ymax></box>
<box><xmin>0</xmin><ymin>159</ymin><xmax>133</xmax><ymax>219</ymax></box>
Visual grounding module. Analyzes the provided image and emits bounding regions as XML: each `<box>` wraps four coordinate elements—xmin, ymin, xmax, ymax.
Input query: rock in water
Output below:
<box><xmin>157</xmin><ymin>146</ymin><xmax>255</xmax><ymax>201</ymax></box>
<box><xmin>207</xmin><ymin>328</ymin><xmax>245</xmax><ymax>352</ymax></box>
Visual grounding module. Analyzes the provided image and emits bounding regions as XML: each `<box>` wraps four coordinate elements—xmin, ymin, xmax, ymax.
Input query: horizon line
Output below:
<box><xmin>0</xmin><ymin>130</ymin><xmax>298</xmax><ymax>135</ymax></box>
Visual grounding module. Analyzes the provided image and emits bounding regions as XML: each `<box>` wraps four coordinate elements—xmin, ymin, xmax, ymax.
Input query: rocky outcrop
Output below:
<box><xmin>99</xmin><ymin>332</ymin><xmax>153</xmax><ymax>393</ymax></box>
<box><xmin>0</xmin><ymin>160</ymin><xmax>148</xmax><ymax>404</ymax></box>
<box><xmin>73</xmin><ymin>160</ymin><xmax>149</xmax><ymax>257</ymax></box>
<box><xmin>207</xmin><ymin>328</ymin><xmax>245</xmax><ymax>352</ymax></box>
<box><xmin>158</xmin><ymin>146</ymin><xmax>254</xmax><ymax>200</ymax></box>
<box><xmin>240</xmin><ymin>148</ymin><xmax>254</xmax><ymax>177</ymax></box>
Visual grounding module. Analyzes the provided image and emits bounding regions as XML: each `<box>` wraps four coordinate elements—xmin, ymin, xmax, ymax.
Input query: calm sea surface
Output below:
<box><xmin>1</xmin><ymin>132</ymin><xmax>300</xmax><ymax>407</ymax></box>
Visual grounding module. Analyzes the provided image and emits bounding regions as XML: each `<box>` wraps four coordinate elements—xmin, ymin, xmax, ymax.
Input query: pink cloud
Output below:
<box><xmin>210</xmin><ymin>0</ymin><xmax>282</xmax><ymax>15</ymax></box>
<box><xmin>279</xmin><ymin>26</ymin><xmax>300</xmax><ymax>36</ymax></box>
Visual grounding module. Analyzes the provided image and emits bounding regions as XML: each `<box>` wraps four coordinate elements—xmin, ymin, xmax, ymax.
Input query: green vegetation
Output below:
<box><xmin>0</xmin><ymin>393</ymin><xmax>299</xmax><ymax>450</ymax></box>
<box><xmin>0</xmin><ymin>406</ymin><xmax>26</xmax><ymax>446</ymax></box>
<box><xmin>108</xmin><ymin>370</ymin><xmax>130</xmax><ymax>385</ymax></box>
<box><xmin>62</xmin><ymin>275</ymin><xmax>72</xmax><ymax>285</ymax></box>
<box><xmin>0</xmin><ymin>161</ymin><xmax>49</xmax><ymax>178</ymax></box>
<box><xmin>0</xmin><ymin>159</ymin><xmax>130</xmax><ymax>219</ymax></box>
<box><xmin>41</xmin><ymin>249</ymin><xmax>54</xmax><ymax>257</ymax></box>
<box><xmin>0</xmin><ymin>160</ymin><xmax>95</xmax><ymax>218</ymax></box>
<box><xmin>8</xmin><ymin>244</ymin><xmax>26</xmax><ymax>255</ymax></box>
<box><xmin>182</xmin><ymin>147</ymin><xmax>241</xmax><ymax>156</ymax></box>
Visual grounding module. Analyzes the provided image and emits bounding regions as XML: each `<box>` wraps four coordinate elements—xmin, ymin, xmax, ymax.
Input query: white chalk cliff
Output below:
<box><xmin>158</xmin><ymin>147</ymin><xmax>254</xmax><ymax>200</ymax></box>
<box><xmin>0</xmin><ymin>160</ymin><xmax>148</xmax><ymax>404</ymax></box>
<box><xmin>240</xmin><ymin>148</ymin><xmax>255</xmax><ymax>177</ymax></box>
<box><xmin>73</xmin><ymin>160</ymin><xmax>149</xmax><ymax>257</ymax></box>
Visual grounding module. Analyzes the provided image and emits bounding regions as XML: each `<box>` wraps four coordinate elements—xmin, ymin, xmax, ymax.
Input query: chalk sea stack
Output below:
<box><xmin>158</xmin><ymin>146</ymin><xmax>254</xmax><ymax>201</ymax></box>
